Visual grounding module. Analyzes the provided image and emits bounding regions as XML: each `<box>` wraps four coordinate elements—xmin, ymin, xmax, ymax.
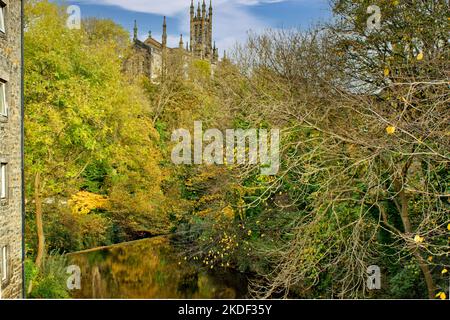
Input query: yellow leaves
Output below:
<box><xmin>442</xmin><ymin>268</ymin><xmax>448</xmax><ymax>275</ymax></box>
<box><xmin>247</xmin><ymin>230</ymin><xmax>252</xmax><ymax>236</ymax></box>
<box><xmin>386</xmin><ymin>126</ymin><xmax>396</xmax><ymax>135</ymax></box>
<box><xmin>196</xmin><ymin>208</ymin><xmax>212</xmax><ymax>218</ymax></box>
<box><xmin>392</xmin><ymin>0</ymin><xmax>399</xmax><ymax>5</ymax></box>
<box><xmin>413</xmin><ymin>235</ymin><xmax>424</xmax><ymax>243</ymax></box>
<box><xmin>69</xmin><ymin>191</ymin><xmax>109</xmax><ymax>215</ymax></box>
<box><xmin>436</xmin><ymin>292</ymin><xmax>447</xmax><ymax>300</ymax></box>
<box><xmin>383</xmin><ymin>67</ymin><xmax>390</xmax><ymax>77</ymax></box>
<box><xmin>222</xmin><ymin>206</ymin><xmax>235</xmax><ymax>220</ymax></box>
<box><xmin>416</xmin><ymin>52</ymin><xmax>424</xmax><ymax>61</ymax></box>
<box><xmin>427</xmin><ymin>256</ymin><xmax>433</xmax><ymax>262</ymax></box>
<box><xmin>447</xmin><ymin>223</ymin><xmax>450</xmax><ymax>231</ymax></box>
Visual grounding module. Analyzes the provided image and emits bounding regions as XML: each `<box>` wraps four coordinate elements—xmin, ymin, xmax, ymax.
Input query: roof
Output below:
<box><xmin>133</xmin><ymin>39</ymin><xmax>152</xmax><ymax>54</ymax></box>
<box><xmin>144</xmin><ymin>37</ymin><xmax>163</xmax><ymax>50</ymax></box>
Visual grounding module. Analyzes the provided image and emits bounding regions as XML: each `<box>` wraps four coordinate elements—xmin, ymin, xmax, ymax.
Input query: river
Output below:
<box><xmin>68</xmin><ymin>236</ymin><xmax>249</xmax><ymax>299</ymax></box>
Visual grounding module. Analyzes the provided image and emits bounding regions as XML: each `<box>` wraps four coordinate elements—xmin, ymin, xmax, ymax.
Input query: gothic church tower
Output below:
<box><xmin>190</xmin><ymin>0</ymin><xmax>215</xmax><ymax>60</ymax></box>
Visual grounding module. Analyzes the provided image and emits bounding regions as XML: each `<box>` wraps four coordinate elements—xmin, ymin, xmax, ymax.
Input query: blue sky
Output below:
<box><xmin>55</xmin><ymin>0</ymin><xmax>332</xmax><ymax>54</ymax></box>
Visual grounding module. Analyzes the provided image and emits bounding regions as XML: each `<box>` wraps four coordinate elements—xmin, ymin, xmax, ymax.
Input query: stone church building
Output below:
<box><xmin>125</xmin><ymin>0</ymin><xmax>219</xmax><ymax>81</ymax></box>
<box><xmin>0</xmin><ymin>0</ymin><xmax>24</xmax><ymax>299</ymax></box>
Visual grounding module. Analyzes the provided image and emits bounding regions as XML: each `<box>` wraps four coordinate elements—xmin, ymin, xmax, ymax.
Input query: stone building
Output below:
<box><xmin>125</xmin><ymin>0</ymin><xmax>219</xmax><ymax>81</ymax></box>
<box><xmin>0</xmin><ymin>0</ymin><xmax>24</xmax><ymax>299</ymax></box>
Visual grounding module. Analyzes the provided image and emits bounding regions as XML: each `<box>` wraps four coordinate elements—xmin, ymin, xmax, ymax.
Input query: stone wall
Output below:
<box><xmin>0</xmin><ymin>0</ymin><xmax>23</xmax><ymax>299</ymax></box>
<box><xmin>124</xmin><ymin>41</ymin><xmax>153</xmax><ymax>80</ymax></box>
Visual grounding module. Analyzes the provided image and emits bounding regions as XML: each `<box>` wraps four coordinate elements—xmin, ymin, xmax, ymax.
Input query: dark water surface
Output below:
<box><xmin>68</xmin><ymin>236</ymin><xmax>248</xmax><ymax>299</ymax></box>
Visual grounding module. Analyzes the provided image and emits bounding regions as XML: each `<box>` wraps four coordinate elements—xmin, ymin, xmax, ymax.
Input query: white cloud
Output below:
<box><xmin>76</xmin><ymin>0</ymin><xmax>295</xmax><ymax>53</ymax></box>
<box><xmin>76</xmin><ymin>0</ymin><xmax>287</xmax><ymax>16</ymax></box>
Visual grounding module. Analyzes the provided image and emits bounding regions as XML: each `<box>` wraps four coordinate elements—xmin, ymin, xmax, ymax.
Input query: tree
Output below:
<box><xmin>25</xmin><ymin>0</ymin><xmax>167</xmax><ymax>260</ymax></box>
<box><xmin>200</xmin><ymin>0</ymin><xmax>449</xmax><ymax>298</ymax></box>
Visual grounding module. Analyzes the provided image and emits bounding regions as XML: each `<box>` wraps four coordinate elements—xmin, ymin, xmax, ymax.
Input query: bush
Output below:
<box><xmin>26</xmin><ymin>253</ymin><xmax>71</xmax><ymax>299</ymax></box>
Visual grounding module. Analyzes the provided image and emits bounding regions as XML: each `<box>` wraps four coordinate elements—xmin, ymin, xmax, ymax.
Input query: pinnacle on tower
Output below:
<box><xmin>202</xmin><ymin>0</ymin><xmax>206</xmax><ymax>16</ymax></box>
<box><xmin>190</xmin><ymin>0</ymin><xmax>195</xmax><ymax>18</ymax></box>
<box><xmin>162</xmin><ymin>16</ymin><xmax>167</xmax><ymax>48</ymax></box>
<box><xmin>133</xmin><ymin>20</ymin><xmax>138</xmax><ymax>41</ymax></box>
<box><xmin>197</xmin><ymin>2</ymin><xmax>201</xmax><ymax>17</ymax></box>
<box><xmin>179</xmin><ymin>34</ymin><xmax>184</xmax><ymax>49</ymax></box>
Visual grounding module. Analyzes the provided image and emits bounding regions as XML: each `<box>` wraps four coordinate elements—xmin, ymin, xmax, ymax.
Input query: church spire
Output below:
<box><xmin>179</xmin><ymin>34</ymin><xmax>184</xmax><ymax>49</ymax></box>
<box><xmin>208</xmin><ymin>0</ymin><xmax>213</xmax><ymax>56</ymax></box>
<box><xmin>162</xmin><ymin>16</ymin><xmax>167</xmax><ymax>48</ymax></box>
<box><xmin>133</xmin><ymin>20</ymin><xmax>138</xmax><ymax>41</ymax></box>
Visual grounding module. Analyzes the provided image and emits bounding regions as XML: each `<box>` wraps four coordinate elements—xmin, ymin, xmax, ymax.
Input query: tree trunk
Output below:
<box><xmin>34</xmin><ymin>172</ymin><xmax>45</xmax><ymax>268</ymax></box>
<box><xmin>398</xmin><ymin>187</ymin><xmax>435</xmax><ymax>299</ymax></box>
<box><xmin>414</xmin><ymin>251</ymin><xmax>436</xmax><ymax>299</ymax></box>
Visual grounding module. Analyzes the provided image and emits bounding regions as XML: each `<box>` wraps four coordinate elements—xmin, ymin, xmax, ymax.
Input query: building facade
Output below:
<box><xmin>0</xmin><ymin>0</ymin><xmax>23</xmax><ymax>299</ymax></box>
<box><xmin>125</xmin><ymin>0</ymin><xmax>218</xmax><ymax>81</ymax></box>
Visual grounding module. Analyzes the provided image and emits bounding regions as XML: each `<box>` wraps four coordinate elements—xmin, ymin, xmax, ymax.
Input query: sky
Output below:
<box><xmin>55</xmin><ymin>0</ymin><xmax>332</xmax><ymax>55</ymax></box>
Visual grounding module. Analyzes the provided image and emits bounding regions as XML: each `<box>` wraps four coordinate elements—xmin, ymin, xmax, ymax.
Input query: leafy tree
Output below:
<box><xmin>25</xmin><ymin>0</ymin><xmax>166</xmax><ymax>262</ymax></box>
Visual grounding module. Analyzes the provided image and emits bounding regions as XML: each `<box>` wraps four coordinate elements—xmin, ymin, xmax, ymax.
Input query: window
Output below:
<box><xmin>0</xmin><ymin>163</ymin><xmax>6</xmax><ymax>199</ymax></box>
<box><xmin>0</xmin><ymin>81</ymin><xmax>6</xmax><ymax>116</ymax></box>
<box><xmin>0</xmin><ymin>2</ymin><xmax>5</xmax><ymax>34</ymax></box>
<box><xmin>0</xmin><ymin>245</ymin><xmax>8</xmax><ymax>284</ymax></box>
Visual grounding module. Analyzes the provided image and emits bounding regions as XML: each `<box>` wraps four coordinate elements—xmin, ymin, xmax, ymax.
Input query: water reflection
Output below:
<box><xmin>68</xmin><ymin>236</ymin><xmax>248</xmax><ymax>299</ymax></box>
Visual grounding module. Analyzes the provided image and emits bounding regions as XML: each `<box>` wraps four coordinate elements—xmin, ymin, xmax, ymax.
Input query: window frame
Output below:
<box><xmin>0</xmin><ymin>162</ymin><xmax>7</xmax><ymax>200</ymax></box>
<box><xmin>0</xmin><ymin>245</ymin><xmax>8</xmax><ymax>286</ymax></box>
<box><xmin>0</xmin><ymin>0</ymin><xmax>5</xmax><ymax>34</ymax></box>
<box><xmin>0</xmin><ymin>80</ymin><xmax>7</xmax><ymax>117</ymax></box>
